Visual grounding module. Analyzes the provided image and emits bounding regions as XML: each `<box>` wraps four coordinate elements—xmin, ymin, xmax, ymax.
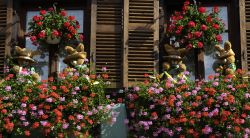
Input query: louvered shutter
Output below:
<box><xmin>91</xmin><ymin>0</ymin><xmax>159</xmax><ymax>88</ymax></box>
<box><xmin>240</xmin><ymin>0</ymin><xmax>250</xmax><ymax>71</ymax></box>
<box><xmin>0</xmin><ymin>0</ymin><xmax>12</xmax><ymax>76</ymax></box>
<box><xmin>125</xmin><ymin>0</ymin><xmax>159</xmax><ymax>87</ymax></box>
<box><xmin>91</xmin><ymin>0</ymin><xmax>123</xmax><ymax>88</ymax></box>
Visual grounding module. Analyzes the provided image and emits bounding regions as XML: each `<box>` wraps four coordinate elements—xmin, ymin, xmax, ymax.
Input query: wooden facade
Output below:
<box><xmin>0</xmin><ymin>0</ymin><xmax>247</xmax><ymax>88</ymax></box>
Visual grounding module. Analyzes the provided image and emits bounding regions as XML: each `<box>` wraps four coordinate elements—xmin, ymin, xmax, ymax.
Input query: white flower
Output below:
<box><xmin>93</xmin><ymin>81</ymin><xmax>100</xmax><ymax>85</ymax></box>
<box><xmin>73</xmin><ymin>99</ymin><xmax>78</xmax><ymax>104</ymax></box>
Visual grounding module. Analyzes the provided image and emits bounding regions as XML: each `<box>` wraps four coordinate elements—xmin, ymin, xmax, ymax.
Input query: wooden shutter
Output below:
<box><xmin>124</xmin><ymin>0</ymin><xmax>159</xmax><ymax>87</ymax></box>
<box><xmin>240</xmin><ymin>0</ymin><xmax>250</xmax><ymax>72</ymax></box>
<box><xmin>91</xmin><ymin>0</ymin><xmax>123</xmax><ymax>88</ymax></box>
<box><xmin>0</xmin><ymin>0</ymin><xmax>12</xmax><ymax>76</ymax></box>
<box><xmin>91</xmin><ymin>0</ymin><xmax>159</xmax><ymax>88</ymax></box>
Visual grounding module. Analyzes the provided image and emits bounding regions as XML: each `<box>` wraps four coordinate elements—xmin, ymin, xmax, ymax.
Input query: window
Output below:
<box><xmin>20</xmin><ymin>0</ymin><xmax>87</xmax><ymax>79</ymax></box>
<box><xmin>164</xmin><ymin>0</ymin><xmax>232</xmax><ymax>80</ymax></box>
<box><xmin>204</xmin><ymin>6</ymin><xmax>228</xmax><ymax>79</ymax></box>
<box><xmin>25</xmin><ymin>11</ymin><xmax>49</xmax><ymax>80</ymax></box>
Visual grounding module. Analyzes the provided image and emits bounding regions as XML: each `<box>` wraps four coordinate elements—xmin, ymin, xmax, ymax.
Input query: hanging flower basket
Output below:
<box><xmin>166</xmin><ymin>0</ymin><xmax>225</xmax><ymax>49</ymax></box>
<box><xmin>45</xmin><ymin>35</ymin><xmax>61</xmax><ymax>44</ymax></box>
<box><xmin>28</xmin><ymin>4</ymin><xmax>84</xmax><ymax>47</ymax></box>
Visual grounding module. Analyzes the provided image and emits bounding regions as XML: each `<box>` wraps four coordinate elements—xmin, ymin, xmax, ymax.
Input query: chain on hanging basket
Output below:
<box><xmin>166</xmin><ymin>0</ymin><xmax>225</xmax><ymax>49</ymax></box>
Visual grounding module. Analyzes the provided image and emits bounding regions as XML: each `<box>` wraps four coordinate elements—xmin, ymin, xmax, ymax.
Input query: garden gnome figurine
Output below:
<box><xmin>13</xmin><ymin>46</ymin><xmax>41</xmax><ymax>81</ymax></box>
<box><xmin>214</xmin><ymin>41</ymin><xmax>236</xmax><ymax>75</ymax></box>
<box><xmin>63</xmin><ymin>43</ymin><xmax>87</xmax><ymax>67</ymax></box>
<box><xmin>14</xmin><ymin>46</ymin><xmax>39</xmax><ymax>66</ymax></box>
<box><xmin>162</xmin><ymin>44</ymin><xmax>189</xmax><ymax>80</ymax></box>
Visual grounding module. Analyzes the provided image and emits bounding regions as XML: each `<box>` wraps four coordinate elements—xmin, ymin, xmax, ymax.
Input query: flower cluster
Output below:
<box><xmin>167</xmin><ymin>1</ymin><xmax>225</xmax><ymax>49</ymax></box>
<box><xmin>28</xmin><ymin>7</ymin><xmax>84</xmax><ymax>46</ymax></box>
<box><xmin>0</xmin><ymin>65</ymin><xmax>116</xmax><ymax>137</ymax></box>
<box><xmin>126</xmin><ymin>69</ymin><xmax>250</xmax><ymax>137</ymax></box>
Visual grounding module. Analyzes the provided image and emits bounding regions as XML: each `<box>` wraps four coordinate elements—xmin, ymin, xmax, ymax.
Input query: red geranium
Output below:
<box><xmin>67</xmin><ymin>34</ymin><xmax>72</xmax><ymax>39</ymax></box>
<box><xmin>197</xmin><ymin>42</ymin><xmax>203</xmax><ymax>48</ymax></box>
<box><xmin>36</xmin><ymin>21</ymin><xmax>42</xmax><ymax>26</ymax></box>
<box><xmin>30</xmin><ymin>36</ymin><xmax>37</xmax><ymax>42</ymax></box>
<box><xmin>33</xmin><ymin>15</ymin><xmax>41</xmax><ymax>22</ymax></box>
<box><xmin>60</xmin><ymin>10</ymin><xmax>67</xmax><ymax>16</ymax></box>
<box><xmin>188</xmin><ymin>21</ymin><xmax>196</xmax><ymax>28</ymax></box>
<box><xmin>64</xmin><ymin>22</ymin><xmax>70</xmax><ymax>27</ymax></box>
<box><xmin>198</xmin><ymin>7</ymin><xmax>206</xmax><ymax>13</ymax></box>
<box><xmin>52</xmin><ymin>29</ymin><xmax>60</xmax><ymax>37</ymax></box>
<box><xmin>24</xmin><ymin>131</ymin><xmax>31</xmax><ymax>136</ymax></box>
<box><xmin>201</xmin><ymin>24</ymin><xmax>207</xmax><ymax>31</ymax></box>
<box><xmin>40</xmin><ymin>10</ymin><xmax>46</xmax><ymax>15</ymax></box>
<box><xmin>216</xmin><ymin>35</ymin><xmax>222</xmax><ymax>42</ymax></box>
<box><xmin>68</xmin><ymin>16</ymin><xmax>75</xmax><ymax>21</ymax></box>
<box><xmin>38</xmin><ymin>31</ymin><xmax>46</xmax><ymax>38</ymax></box>
<box><xmin>194</xmin><ymin>31</ymin><xmax>202</xmax><ymax>38</ymax></box>
<box><xmin>213</xmin><ymin>24</ymin><xmax>220</xmax><ymax>29</ymax></box>
<box><xmin>206</xmin><ymin>16</ymin><xmax>212</xmax><ymax>23</ymax></box>
<box><xmin>79</xmin><ymin>34</ymin><xmax>85</xmax><ymax>41</ymax></box>
<box><xmin>213</xmin><ymin>6</ymin><xmax>219</xmax><ymax>13</ymax></box>
<box><xmin>28</xmin><ymin>6</ymin><xmax>83</xmax><ymax>46</ymax></box>
<box><xmin>167</xmin><ymin>2</ymin><xmax>225</xmax><ymax>48</ymax></box>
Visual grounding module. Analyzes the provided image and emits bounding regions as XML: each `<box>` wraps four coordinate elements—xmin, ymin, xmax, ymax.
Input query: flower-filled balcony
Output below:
<box><xmin>0</xmin><ymin>1</ymin><xmax>250</xmax><ymax>138</ymax></box>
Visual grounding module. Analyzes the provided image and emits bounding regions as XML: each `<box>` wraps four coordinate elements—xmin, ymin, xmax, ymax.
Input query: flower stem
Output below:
<box><xmin>193</xmin><ymin>0</ymin><xmax>197</xmax><ymax>6</ymax></box>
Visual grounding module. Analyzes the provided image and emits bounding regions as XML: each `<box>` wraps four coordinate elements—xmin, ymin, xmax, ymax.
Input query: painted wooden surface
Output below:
<box><xmin>101</xmin><ymin>104</ymin><xmax>128</xmax><ymax>138</ymax></box>
<box><xmin>239</xmin><ymin>0</ymin><xmax>250</xmax><ymax>71</ymax></box>
<box><xmin>127</xmin><ymin>0</ymin><xmax>159</xmax><ymax>87</ymax></box>
<box><xmin>92</xmin><ymin>0</ymin><xmax>123</xmax><ymax>88</ymax></box>
<box><xmin>0</xmin><ymin>0</ymin><xmax>12</xmax><ymax>76</ymax></box>
<box><xmin>91</xmin><ymin>0</ymin><xmax>159</xmax><ymax>88</ymax></box>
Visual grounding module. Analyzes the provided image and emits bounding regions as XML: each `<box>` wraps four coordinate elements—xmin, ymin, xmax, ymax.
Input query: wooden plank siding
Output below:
<box><xmin>0</xmin><ymin>0</ymin><xmax>12</xmax><ymax>76</ymax></box>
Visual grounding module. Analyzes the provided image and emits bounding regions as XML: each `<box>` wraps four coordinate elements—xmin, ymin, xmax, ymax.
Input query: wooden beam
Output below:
<box><xmin>48</xmin><ymin>45</ymin><xmax>59</xmax><ymax>78</ymax></box>
<box><xmin>123</xmin><ymin>0</ymin><xmax>129</xmax><ymax>88</ymax></box>
<box><xmin>90</xmin><ymin>0</ymin><xmax>97</xmax><ymax>72</ymax></box>
<box><xmin>239</xmin><ymin>0</ymin><xmax>248</xmax><ymax>72</ymax></box>
<box><xmin>5</xmin><ymin>0</ymin><xmax>13</xmax><ymax>57</ymax></box>
<box><xmin>228</xmin><ymin>0</ymin><xmax>241</xmax><ymax>70</ymax></box>
<box><xmin>154</xmin><ymin>0</ymin><xmax>159</xmax><ymax>74</ymax></box>
<box><xmin>195</xmin><ymin>49</ymin><xmax>205</xmax><ymax>80</ymax></box>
